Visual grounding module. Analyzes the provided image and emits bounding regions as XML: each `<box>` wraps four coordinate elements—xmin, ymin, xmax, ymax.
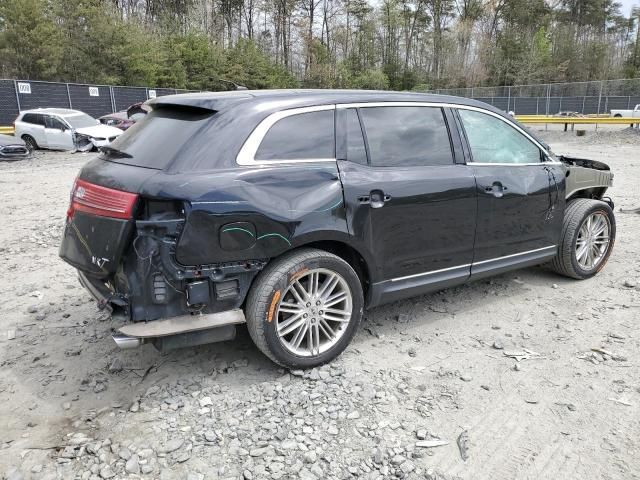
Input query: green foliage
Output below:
<box><xmin>0</xmin><ymin>0</ymin><xmax>64</xmax><ymax>80</ymax></box>
<box><xmin>350</xmin><ymin>69</ymin><xmax>390</xmax><ymax>90</ymax></box>
<box><xmin>223</xmin><ymin>39</ymin><xmax>297</xmax><ymax>89</ymax></box>
<box><xmin>0</xmin><ymin>0</ymin><xmax>636</xmax><ymax>91</ymax></box>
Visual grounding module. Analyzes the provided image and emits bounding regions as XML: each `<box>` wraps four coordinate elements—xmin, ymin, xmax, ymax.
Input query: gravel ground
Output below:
<box><xmin>1</xmin><ymin>130</ymin><xmax>639</xmax><ymax>480</ymax></box>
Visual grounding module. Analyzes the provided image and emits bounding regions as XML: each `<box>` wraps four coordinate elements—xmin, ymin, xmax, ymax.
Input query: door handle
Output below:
<box><xmin>484</xmin><ymin>182</ymin><xmax>507</xmax><ymax>198</ymax></box>
<box><xmin>369</xmin><ymin>189</ymin><xmax>391</xmax><ymax>208</ymax></box>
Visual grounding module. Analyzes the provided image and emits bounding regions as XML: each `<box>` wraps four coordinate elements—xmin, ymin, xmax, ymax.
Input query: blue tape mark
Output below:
<box><xmin>257</xmin><ymin>233</ymin><xmax>292</xmax><ymax>246</ymax></box>
<box><xmin>315</xmin><ymin>199</ymin><xmax>343</xmax><ymax>212</ymax></box>
<box><xmin>222</xmin><ymin>227</ymin><xmax>255</xmax><ymax>237</ymax></box>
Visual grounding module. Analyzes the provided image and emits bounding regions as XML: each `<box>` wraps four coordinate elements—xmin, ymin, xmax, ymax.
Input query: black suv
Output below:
<box><xmin>60</xmin><ymin>90</ymin><xmax>616</xmax><ymax>368</ymax></box>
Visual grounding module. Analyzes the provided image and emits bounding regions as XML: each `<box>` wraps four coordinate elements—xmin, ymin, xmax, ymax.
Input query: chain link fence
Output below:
<box><xmin>0</xmin><ymin>79</ymin><xmax>198</xmax><ymax>126</ymax></box>
<box><xmin>430</xmin><ymin>78</ymin><xmax>640</xmax><ymax>115</ymax></box>
<box><xmin>4</xmin><ymin>78</ymin><xmax>640</xmax><ymax>125</ymax></box>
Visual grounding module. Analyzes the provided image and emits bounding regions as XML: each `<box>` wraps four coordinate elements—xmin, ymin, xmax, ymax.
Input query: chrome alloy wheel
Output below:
<box><xmin>575</xmin><ymin>212</ymin><xmax>611</xmax><ymax>270</ymax></box>
<box><xmin>275</xmin><ymin>268</ymin><xmax>353</xmax><ymax>357</ymax></box>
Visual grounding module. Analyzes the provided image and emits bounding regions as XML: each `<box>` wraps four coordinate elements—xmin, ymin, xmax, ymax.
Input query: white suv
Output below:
<box><xmin>14</xmin><ymin>108</ymin><xmax>123</xmax><ymax>152</ymax></box>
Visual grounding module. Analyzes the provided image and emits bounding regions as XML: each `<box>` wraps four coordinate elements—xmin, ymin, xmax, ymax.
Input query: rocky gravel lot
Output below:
<box><xmin>1</xmin><ymin>129</ymin><xmax>639</xmax><ymax>480</ymax></box>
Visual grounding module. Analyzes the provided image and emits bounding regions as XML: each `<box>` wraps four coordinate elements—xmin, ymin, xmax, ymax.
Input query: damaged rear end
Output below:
<box><xmin>59</xmin><ymin>100</ymin><xmax>258</xmax><ymax>351</ymax></box>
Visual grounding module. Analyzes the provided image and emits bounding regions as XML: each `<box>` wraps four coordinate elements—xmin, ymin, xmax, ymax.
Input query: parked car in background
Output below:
<box><xmin>99</xmin><ymin>111</ymin><xmax>135</xmax><ymax>131</ymax></box>
<box><xmin>0</xmin><ymin>133</ymin><xmax>30</xmax><ymax>160</ymax></box>
<box><xmin>610</xmin><ymin>105</ymin><xmax>640</xmax><ymax>117</ymax></box>
<box><xmin>99</xmin><ymin>102</ymin><xmax>151</xmax><ymax>131</ymax></box>
<box><xmin>126</xmin><ymin>101</ymin><xmax>150</xmax><ymax>120</ymax></box>
<box><xmin>59</xmin><ymin>90</ymin><xmax>616</xmax><ymax>369</ymax></box>
<box><xmin>14</xmin><ymin>108</ymin><xmax>123</xmax><ymax>152</ymax></box>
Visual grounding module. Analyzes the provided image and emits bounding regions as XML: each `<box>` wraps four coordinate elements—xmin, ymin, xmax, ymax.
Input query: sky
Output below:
<box><xmin>619</xmin><ymin>0</ymin><xmax>639</xmax><ymax>15</ymax></box>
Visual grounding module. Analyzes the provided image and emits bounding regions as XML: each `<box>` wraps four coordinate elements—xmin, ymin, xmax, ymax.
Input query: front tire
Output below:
<box><xmin>550</xmin><ymin>199</ymin><xmax>615</xmax><ymax>279</ymax></box>
<box><xmin>245</xmin><ymin>248</ymin><xmax>364</xmax><ymax>369</ymax></box>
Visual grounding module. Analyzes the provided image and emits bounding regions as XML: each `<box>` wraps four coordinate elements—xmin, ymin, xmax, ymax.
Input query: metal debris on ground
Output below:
<box><xmin>503</xmin><ymin>349</ymin><xmax>542</xmax><ymax>361</ymax></box>
<box><xmin>416</xmin><ymin>439</ymin><xmax>450</xmax><ymax>448</ymax></box>
<box><xmin>457</xmin><ymin>430</ymin><xmax>470</xmax><ymax>461</ymax></box>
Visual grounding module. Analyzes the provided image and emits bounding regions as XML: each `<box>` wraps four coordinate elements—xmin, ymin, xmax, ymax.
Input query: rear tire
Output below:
<box><xmin>550</xmin><ymin>199</ymin><xmax>615</xmax><ymax>279</ymax></box>
<box><xmin>22</xmin><ymin>135</ymin><xmax>38</xmax><ymax>152</ymax></box>
<box><xmin>245</xmin><ymin>248</ymin><xmax>364</xmax><ymax>369</ymax></box>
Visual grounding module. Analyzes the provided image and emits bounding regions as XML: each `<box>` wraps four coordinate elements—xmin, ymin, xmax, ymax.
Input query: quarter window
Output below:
<box><xmin>346</xmin><ymin>109</ymin><xmax>367</xmax><ymax>165</ymax></box>
<box><xmin>255</xmin><ymin>110</ymin><xmax>334</xmax><ymax>161</ymax></box>
<box><xmin>358</xmin><ymin>106</ymin><xmax>453</xmax><ymax>167</ymax></box>
<box><xmin>459</xmin><ymin>109</ymin><xmax>541</xmax><ymax>164</ymax></box>
<box><xmin>22</xmin><ymin>113</ymin><xmax>45</xmax><ymax>125</ymax></box>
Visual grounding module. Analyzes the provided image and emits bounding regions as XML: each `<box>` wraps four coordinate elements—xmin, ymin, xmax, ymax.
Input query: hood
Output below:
<box><xmin>75</xmin><ymin>125</ymin><xmax>123</xmax><ymax>139</ymax></box>
<box><xmin>0</xmin><ymin>133</ymin><xmax>25</xmax><ymax>146</ymax></box>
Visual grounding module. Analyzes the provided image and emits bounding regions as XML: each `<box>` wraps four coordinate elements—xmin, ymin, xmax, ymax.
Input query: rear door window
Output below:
<box><xmin>359</xmin><ymin>106</ymin><xmax>454</xmax><ymax>167</ymax></box>
<box><xmin>254</xmin><ymin>110</ymin><xmax>334</xmax><ymax>161</ymax></box>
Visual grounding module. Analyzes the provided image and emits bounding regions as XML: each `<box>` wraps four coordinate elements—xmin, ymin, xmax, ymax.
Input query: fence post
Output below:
<box><xmin>66</xmin><ymin>83</ymin><xmax>72</xmax><ymax>109</ymax></box>
<box><xmin>597</xmin><ymin>80</ymin><xmax>603</xmax><ymax>115</ymax></box>
<box><xmin>546</xmin><ymin>84</ymin><xmax>551</xmax><ymax>116</ymax></box>
<box><xmin>13</xmin><ymin>80</ymin><xmax>21</xmax><ymax>112</ymax></box>
<box><xmin>110</xmin><ymin>86</ymin><xmax>116</xmax><ymax>113</ymax></box>
<box><xmin>507</xmin><ymin>86</ymin><xmax>511</xmax><ymax>112</ymax></box>
<box><xmin>536</xmin><ymin>97</ymin><xmax>539</xmax><ymax>115</ymax></box>
<box><xmin>581</xmin><ymin>95</ymin><xmax>586</xmax><ymax>114</ymax></box>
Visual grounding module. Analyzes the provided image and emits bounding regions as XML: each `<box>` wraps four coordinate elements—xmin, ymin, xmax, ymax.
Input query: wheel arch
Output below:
<box><xmin>566</xmin><ymin>186</ymin><xmax>608</xmax><ymax>202</ymax></box>
<box><xmin>295</xmin><ymin>239</ymin><xmax>372</xmax><ymax>297</ymax></box>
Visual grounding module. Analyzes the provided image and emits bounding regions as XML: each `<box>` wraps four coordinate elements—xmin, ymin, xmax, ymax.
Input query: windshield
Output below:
<box><xmin>103</xmin><ymin>107</ymin><xmax>215</xmax><ymax>169</ymax></box>
<box><xmin>65</xmin><ymin>113</ymin><xmax>99</xmax><ymax>129</ymax></box>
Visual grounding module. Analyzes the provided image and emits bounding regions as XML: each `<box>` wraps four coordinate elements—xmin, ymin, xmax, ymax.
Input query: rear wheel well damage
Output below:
<box><xmin>567</xmin><ymin>187</ymin><xmax>608</xmax><ymax>202</ymax></box>
<box><xmin>249</xmin><ymin>241</ymin><xmax>370</xmax><ymax>301</ymax></box>
<box><xmin>299</xmin><ymin>241</ymin><xmax>370</xmax><ymax>296</ymax></box>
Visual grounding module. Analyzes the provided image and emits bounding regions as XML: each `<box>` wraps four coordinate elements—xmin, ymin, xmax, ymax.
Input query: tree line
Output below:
<box><xmin>1</xmin><ymin>0</ymin><xmax>640</xmax><ymax>91</ymax></box>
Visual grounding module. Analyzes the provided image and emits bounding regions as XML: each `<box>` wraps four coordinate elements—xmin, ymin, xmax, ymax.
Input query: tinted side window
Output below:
<box><xmin>359</xmin><ymin>106</ymin><xmax>453</xmax><ymax>167</ymax></box>
<box><xmin>22</xmin><ymin>113</ymin><xmax>44</xmax><ymax>126</ymax></box>
<box><xmin>255</xmin><ymin>110</ymin><xmax>334</xmax><ymax>161</ymax></box>
<box><xmin>346</xmin><ymin>109</ymin><xmax>367</xmax><ymax>165</ymax></box>
<box><xmin>459</xmin><ymin>109</ymin><xmax>540</xmax><ymax>164</ymax></box>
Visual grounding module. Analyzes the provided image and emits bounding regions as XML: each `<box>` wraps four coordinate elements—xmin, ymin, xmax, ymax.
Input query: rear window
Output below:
<box><xmin>104</xmin><ymin>107</ymin><xmax>214</xmax><ymax>169</ymax></box>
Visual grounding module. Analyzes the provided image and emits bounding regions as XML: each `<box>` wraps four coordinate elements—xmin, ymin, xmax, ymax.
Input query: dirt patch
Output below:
<box><xmin>1</xmin><ymin>136</ymin><xmax>639</xmax><ymax>480</ymax></box>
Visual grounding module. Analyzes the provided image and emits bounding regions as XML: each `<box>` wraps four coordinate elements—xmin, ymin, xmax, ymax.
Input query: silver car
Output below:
<box><xmin>14</xmin><ymin>108</ymin><xmax>123</xmax><ymax>152</ymax></box>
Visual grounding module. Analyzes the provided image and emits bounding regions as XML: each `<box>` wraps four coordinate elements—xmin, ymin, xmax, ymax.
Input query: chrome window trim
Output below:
<box><xmin>236</xmin><ymin>101</ymin><xmax>561</xmax><ymax>167</ymax></box>
<box><xmin>471</xmin><ymin>162</ymin><xmax>563</xmax><ymax>166</ymax></box>
<box><xmin>391</xmin><ymin>263</ymin><xmax>472</xmax><ymax>282</ymax></box>
<box><xmin>471</xmin><ymin>245</ymin><xmax>557</xmax><ymax>266</ymax></box>
<box><xmin>236</xmin><ymin>104</ymin><xmax>337</xmax><ymax>166</ymax></box>
<box><xmin>389</xmin><ymin>245</ymin><xmax>557</xmax><ymax>283</ymax></box>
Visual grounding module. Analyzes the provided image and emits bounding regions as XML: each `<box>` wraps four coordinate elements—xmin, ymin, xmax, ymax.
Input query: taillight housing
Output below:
<box><xmin>67</xmin><ymin>179</ymin><xmax>138</xmax><ymax>220</ymax></box>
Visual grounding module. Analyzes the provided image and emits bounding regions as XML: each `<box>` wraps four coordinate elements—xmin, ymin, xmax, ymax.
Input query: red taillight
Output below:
<box><xmin>67</xmin><ymin>179</ymin><xmax>138</xmax><ymax>220</ymax></box>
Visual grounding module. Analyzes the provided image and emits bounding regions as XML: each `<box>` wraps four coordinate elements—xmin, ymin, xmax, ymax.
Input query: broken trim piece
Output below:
<box><xmin>118</xmin><ymin>309</ymin><xmax>246</xmax><ymax>338</ymax></box>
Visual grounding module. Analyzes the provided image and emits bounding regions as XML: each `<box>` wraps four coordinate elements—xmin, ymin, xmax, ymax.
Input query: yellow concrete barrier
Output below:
<box><xmin>0</xmin><ymin>126</ymin><xmax>15</xmax><ymax>135</ymax></box>
<box><xmin>515</xmin><ymin>115</ymin><xmax>639</xmax><ymax>125</ymax></box>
